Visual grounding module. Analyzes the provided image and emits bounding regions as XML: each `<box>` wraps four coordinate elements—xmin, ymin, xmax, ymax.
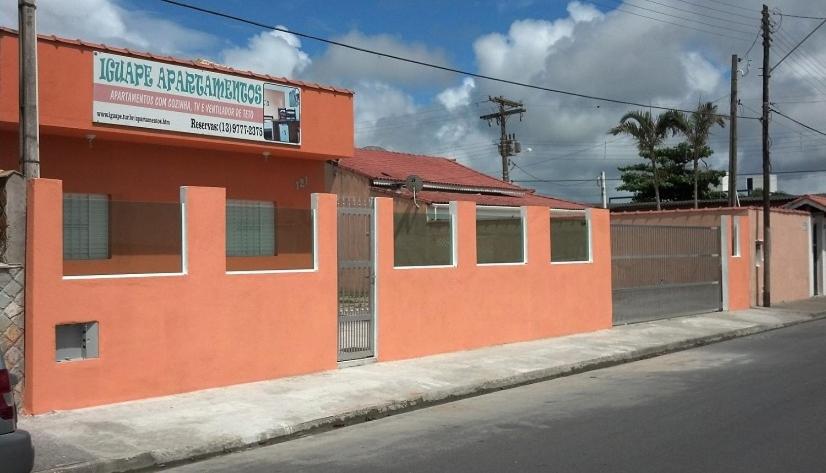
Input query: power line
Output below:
<box><xmin>689</xmin><ymin>0</ymin><xmax>755</xmax><ymax>14</ymax></box>
<box><xmin>158</xmin><ymin>0</ymin><xmax>761</xmax><ymax>120</ymax></box>
<box><xmin>515</xmin><ymin>177</ymin><xmax>622</xmax><ymax>183</ymax></box>
<box><xmin>776</xmin><ymin>31</ymin><xmax>826</xmax><ymax>77</ymax></box>
<box><xmin>743</xmin><ymin>27</ymin><xmax>762</xmax><ymax>59</ymax></box>
<box><xmin>779</xmin><ymin>13</ymin><xmax>826</xmax><ymax>20</ymax></box>
<box><xmin>638</xmin><ymin>0</ymin><xmax>757</xmax><ymax>27</ymax></box>
<box><xmin>657</xmin><ymin>0</ymin><xmax>759</xmax><ymax>20</ymax></box>
<box><xmin>514</xmin><ymin>168</ymin><xmax>826</xmax><ymax>184</ymax></box>
<box><xmin>772</xmin><ymin>17</ymin><xmax>826</xmax><ymax>72</ymax></box>
<box><xmin>772</xmin><ymin>38</ymin><xmax>826</xmax><ymax>96</ymax></box>
<box><xmin>770</xmin><ymin>107</ymin><xmax>826</xmax><ymax>136</ymax></box>
<box><xmin>588</xmin><ymin>0</ymin><xmax>753</xmax><ymax>40</ymax></box>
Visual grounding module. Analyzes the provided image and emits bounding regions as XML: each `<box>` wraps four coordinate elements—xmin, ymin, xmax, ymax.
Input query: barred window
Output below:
<box><xmin>63</xmin><ymin>193</ymin><xmax>109</xmax><ymax>260</ymax></box>
<box><xmin>226</xmin><ymin>199</ymin><xmax>276</xmax><ymax>257</ymax></box>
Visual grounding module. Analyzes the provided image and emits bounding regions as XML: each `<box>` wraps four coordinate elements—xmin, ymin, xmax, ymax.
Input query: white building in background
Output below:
<box><xmin>719</xmin><ymin>173</ymin><xmax>778</xmax><ymax>195</ymax></box>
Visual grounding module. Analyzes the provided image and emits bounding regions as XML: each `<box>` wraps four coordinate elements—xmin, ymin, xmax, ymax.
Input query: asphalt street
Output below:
<box><xmin>162</xmin><ymin>319</ymin><xmax>826</xmax><ymax>473</ymax></box>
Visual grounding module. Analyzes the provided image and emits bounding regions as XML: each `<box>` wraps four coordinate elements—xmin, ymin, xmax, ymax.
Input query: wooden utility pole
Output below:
<box><xmin>728</xmin><ymin>54</ymin><xmax>738</xmax><ymax>207</ymax></box>
<box><xmin>480</xmin><ymin>96</ymin><xmax>525</xmax><ymax>183</ymax></box>
<box><xmin>19</xmin><ymin>0</ymin><xmax>40</xmax><ymax>178</ymax></box>
<box><xmin>761</xmin><ymin>4</ymin><xmax>772</xmax><ymax>307</ymax></box>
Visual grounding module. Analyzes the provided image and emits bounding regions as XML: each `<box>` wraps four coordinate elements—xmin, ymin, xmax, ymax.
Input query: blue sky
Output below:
<box><xmin>1</xmin><ymin>0</ymin><xmax>824</xmax><ymax>202</ymax></box>
<box><xmin>134</xmin><ymin>0</ymin><xmax>574</xmax><ymax>71</ymax></box>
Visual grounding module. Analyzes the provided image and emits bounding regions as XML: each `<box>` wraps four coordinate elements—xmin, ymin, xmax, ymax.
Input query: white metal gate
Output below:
<box><xmin>337</xmin><ymin>197</ymin><xmax>375</xmax><ymax>361</ymax></box>
<box><xmin>612</xmin><ymin>224</ymin><xmax>722</xmax><ymax>325</ymax></box>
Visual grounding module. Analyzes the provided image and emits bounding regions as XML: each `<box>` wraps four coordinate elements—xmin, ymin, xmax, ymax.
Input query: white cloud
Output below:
<box><xmin>220</xmin><ymin>28</ymin><xmax>310</xmax><ymax>78</ymax></box>
<box><xmin>680</xmin><ymin>52</ymin><xmax>722</xmax><ymax>96</ymax></box>
<box><xmin>567</xmin><ymin>1</ymin><xmax>603</xmax><ymax>23</ymax></box>
<box><xmin>307</xmin><ymin>30</ymin><xmax>453</xmax><ymax>87</ymax></box>
<box><xmin>0</xmin><ymin>0</ymin><xmax>215</xmax><ymax>55</ymax></box>
<box><xmin>353</xmin><ymin>81</ymin><xmax>417</xmax><ymax>128</ymax></box>
<box><xmin>3</xmin><ymin>0</ymin><xmax>825</xmax><ymax>201</ymax></box>
<box><xmin>473</xmin><ymin>3</ymin><xmax>602</xmax><ymax>81</ymax></box>
<box><xmin>437</xmin><ymin>77</ymin><xmax>476</xmax><ymax>111</ymax></box>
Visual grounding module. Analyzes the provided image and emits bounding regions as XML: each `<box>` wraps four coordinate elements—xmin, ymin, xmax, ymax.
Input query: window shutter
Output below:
<box><xmin>63</xmin><ymin>193</ymin><xmax>109</xmax><ymax>260</ymax></box>
<box><xmin>226</xmin><ymin>200</ymin><xmax>275</xmax><ymax>257</ymax></box>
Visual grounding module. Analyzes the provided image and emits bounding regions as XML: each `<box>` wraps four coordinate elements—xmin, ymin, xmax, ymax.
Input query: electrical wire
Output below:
<box><xmin>770</xmin><ymin>107</ymin><xmax>826</xmax><ymax>136</ymax></box>
<box><xmin>157</xmin><ymin>0</ymin><xmax>767</xmax><ymax>117</ymax></box>
<box><xmin>664</xmin><ymin>0</ymin><xmax>759</xmax><ymax>20</ymax></box>
<box><xmin>633</xmin><ymin>0</ymin><xmax>757</xmax><ymax>29</ymax></box>
<box><xmin>772</xmin><ymin>17</ymin><xmax>826</xmax><ymax>71</ymax></box>
<box><xmin>777</xmin><ymin>30</ymin><xmax>826</xmax><ymax>79</ymax></box>
<box><xmin>779</xmin><ymin>13</ymin><xmax>826</xmax><ymax>20</ymax></box>
<box><xmin>587</xmin><ymin>0</ymin><xmax>753</xmax><ymax>40</ymax></box>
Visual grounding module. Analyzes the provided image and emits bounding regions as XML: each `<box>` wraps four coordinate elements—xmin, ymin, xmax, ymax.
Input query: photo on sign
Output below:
<box><xmin>263</xmin><ymin>83</ymin><xmax>300</xmax><ymax>144</ymax></box>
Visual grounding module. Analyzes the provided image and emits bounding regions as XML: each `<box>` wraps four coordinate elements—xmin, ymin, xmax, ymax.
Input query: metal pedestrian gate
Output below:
<box><xmin>612</xmin><ymin>224</ymin><xmax>722</xmax><ymax>325</ymax></box>
<box><xmin>337</xmin><ymin>197</ymin><xmax>376</xmax><ymax>361</ymax></box>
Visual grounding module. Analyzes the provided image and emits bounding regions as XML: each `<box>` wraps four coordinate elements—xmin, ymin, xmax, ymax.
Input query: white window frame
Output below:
<box><xmin>226</xmin><ymin>194</ymin><xmax>319</xmax><ymax>275</ymax></box>
<box><xmin>476</xmin><ymin>205</ymin><xmax>527</xmax><ymax>266</ymax></box>
<box><xmin>550</xmin><ymin>208</ymin><xmax>593</xmax><ymax>265</ymax></box>
<box><xmin>394</xmin><ymin>202</ymin><xmax>458</xmax><ymax>270</ymax></box>
<box><xmin>63</xmin><ymin>188</ymin><xmax>188</xmax><ymax>280</ymax></box>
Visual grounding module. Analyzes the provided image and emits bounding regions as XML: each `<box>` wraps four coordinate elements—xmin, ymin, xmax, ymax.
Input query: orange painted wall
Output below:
<box><xmin>749</xmin><ymin>209</ymin><xmax>812</xmax><ymax>305</ymax></box>
<box><xmin>727</xmin><ymin>213</ymin><xmax>751</xmax><ymax>311</ymax></box>
<box><xmin>376</xmin><ymin>199</ymin><xmax>613</xmax><ymax>361</ymax></box>
<box><xmin>0</xmin><ymin>131</ymin><xmax>324</xmax><ymax>276</ymax></box>
<box><xmin>0</xmin><ymin>31</ymin><xmax>353</xmax><ymax>160</ymax></box>
<box><xmin>25</xmin><ymin>179</ymin><xmax>338</xmax><ymax>414</ymax></box>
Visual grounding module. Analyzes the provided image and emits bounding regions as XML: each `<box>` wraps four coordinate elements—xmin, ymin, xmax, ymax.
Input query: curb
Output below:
<box><xmin>44</xmin><ymin>311</ymin><xmax>826</xmax><ymax>473</ymax></box>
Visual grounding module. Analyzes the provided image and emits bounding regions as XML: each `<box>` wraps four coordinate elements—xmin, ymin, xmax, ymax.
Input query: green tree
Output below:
<box><xmin>609</xmin><ymin>110</ymin><xmax>684</xmax><ymax>210</ymax></box>
<box><xmin>673</xmin><ymin>102</ymin><xmax>726</xmax><ymax>208</ymax></box>
<box><xmin>618</xmin><ymin>143</ymin><xmax>726</xmax><ymax>203</ymax></box>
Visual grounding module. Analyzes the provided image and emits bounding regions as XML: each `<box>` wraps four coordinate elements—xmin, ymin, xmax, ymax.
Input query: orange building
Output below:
<box><xmin>2</xmin><ymin>28</ymin><xmax>619</xmax><ymax>414</ymax></box>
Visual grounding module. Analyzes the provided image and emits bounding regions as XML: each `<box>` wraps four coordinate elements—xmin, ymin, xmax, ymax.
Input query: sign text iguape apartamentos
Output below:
<box><xmin>92</xmin><ymin>51</ymin><xmax>301</xmax><ymax>145</ymax></box>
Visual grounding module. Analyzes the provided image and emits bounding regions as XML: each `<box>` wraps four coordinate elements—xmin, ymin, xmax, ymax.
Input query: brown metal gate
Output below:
<box><xmin>337</xmin><ymin>197</ymin><xmax>375</xmax><ymax>361</ymax></box>
<box><xmin>612</xmin><ymin>223</ymin><xmax>722</xmax><ymax>325</ymax></box>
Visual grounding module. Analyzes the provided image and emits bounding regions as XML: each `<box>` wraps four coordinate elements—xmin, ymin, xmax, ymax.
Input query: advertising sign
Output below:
<box><xmin>92</xmin><ymin>51</ymin><xmax>301</xmax><ymax>145</ymax></box>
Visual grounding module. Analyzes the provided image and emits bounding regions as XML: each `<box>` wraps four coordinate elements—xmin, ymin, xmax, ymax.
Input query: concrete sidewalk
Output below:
<box><xmin>23</xmin><ymin>298</ymin><xmax>826</xmax><ymax>473</ymax></box>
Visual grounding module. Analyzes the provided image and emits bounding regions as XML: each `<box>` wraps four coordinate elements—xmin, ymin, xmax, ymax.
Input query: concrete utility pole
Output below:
<box><xmin>480</xmin><ymin>96</ymin><xmax>525</xmax><ymax>183</ymax></box>
<box><xmin>19</xmin><ymin>0</ymin><xmax>40</xmax><ymax>178</ymax></box>
<box><xmin>761</xmin><ymin>4</ymin><xmax>772</xmax><ymax>307</ymax></box>
<box><xmin>599</xmin><ymin>171</ymin><xmax>608</xmax><ymax>209</ymax></box>
<box><xmin>728</xmin><ymin>54</ymin><xmax>738</xmax><ymax>207</ymax></box>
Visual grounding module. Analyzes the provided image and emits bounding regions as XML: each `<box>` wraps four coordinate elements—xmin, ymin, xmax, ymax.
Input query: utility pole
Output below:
<box><xmin>761</xmin><ymin>4</ymin><xmax>772</xmax><ymax>307</ymax></box>
<box><xmin>480</xmin><ymin>96</ymin><xmax>525</xmax><ymax>182</ymax></box>
<box><xmin>728</xmin><ymin>54</ymin><xmax>738</xmax><ymax>207</ymax></box>
<box><xmin>19</xmin><ymin>0</ymin><xmax>40</xmax><ymax>178</ymax></box>
<box><xmin>599</xmin><ymin>171</ymin><xmax>607</xmax><ymax>209</ymax></box>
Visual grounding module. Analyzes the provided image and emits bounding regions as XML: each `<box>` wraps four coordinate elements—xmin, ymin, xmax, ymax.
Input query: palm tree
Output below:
<box><xmin>674</xmin><ymin>102</ymin><xmax>726</xmax><ymax>208</ymax></box>
<box><xmin>609</xmin><ymin>110</ymin><xmax>683</xmax><ymax>210</ymax></box>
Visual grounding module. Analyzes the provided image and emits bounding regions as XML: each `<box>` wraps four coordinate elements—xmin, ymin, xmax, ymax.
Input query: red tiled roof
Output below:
<box><xmin>345</xmin><ymin>148</ymin><xmax>523</xmax><ymax>191</ymax></box>
<box><xmin>787</xmin><ymin>194</ymin><xmax>826</xmax><ymax>211</ymax></box>
<box><xmin>342</xmin><ymin>148</ymin><xmax>587</xmax><ymax>209</ymax></box>
<box><xmin>0</xmin><ymin>27</ymin><xmax>352</xmax><ymax>95</ymax></box>
<box><xmin>380</xmin><ymin>188</ymin><xmax>586</xmax><ymax>209</ymax></box>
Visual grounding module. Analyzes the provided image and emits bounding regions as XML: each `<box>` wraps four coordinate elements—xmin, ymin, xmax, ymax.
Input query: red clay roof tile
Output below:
<box><xmin>342</xmin><ymin>148</ymin><xmax>587</xmax><ymax>209</ymax></box>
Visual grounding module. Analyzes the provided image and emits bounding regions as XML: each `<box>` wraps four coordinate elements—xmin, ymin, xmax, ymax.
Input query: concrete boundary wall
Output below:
<box><xmin>375</xmin><ymin>198</ymin><xmax>613</xmax><ymax>361</ymax></box>
<box><xmin>25</xmin><ymin>179</ymin><xmax>338</xmax><ymax>414</ymax></box>
<box><xmin>24</xmin><ymin>179</ymin><xmax>616</xmax><ymax>414</ymax></box>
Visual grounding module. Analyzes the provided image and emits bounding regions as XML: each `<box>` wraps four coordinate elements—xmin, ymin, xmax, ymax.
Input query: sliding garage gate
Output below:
<box><xmin>612</xmin><ymin>223</ymin><xmax>722</xmax><ymax>325</ymax></box>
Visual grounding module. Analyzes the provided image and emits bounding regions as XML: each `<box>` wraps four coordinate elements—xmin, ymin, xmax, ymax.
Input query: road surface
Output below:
<box><xmin>162</xmin><ymin>319</ymin><xmax>826</xmax><ymax>472</ymax></box>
